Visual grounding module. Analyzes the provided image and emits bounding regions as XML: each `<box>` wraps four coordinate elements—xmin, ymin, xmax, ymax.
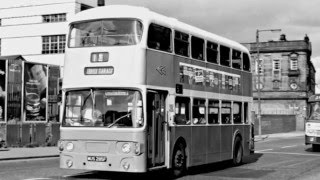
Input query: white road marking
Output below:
<box><xmin>255</xmin><ymin>149</ymin><xmax>273</xmax><ymax>152</ymax></box>
<box><xmin>23</xmin><ymin>178</ymin><xmax>52</xmax><ymax>180</ymax></box>
<box><xmin>281</xmin><ymin>145</ymin><xmax>298</xmax><ymax>148</ymax></box>
<box><xmin>259</xmin><ymin>151</ymin><xmax>320</xmax><ymax>157</ymax></box>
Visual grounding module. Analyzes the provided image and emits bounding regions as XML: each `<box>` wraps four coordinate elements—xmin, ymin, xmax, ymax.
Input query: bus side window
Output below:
<box><xmin>192</xmin><ymin>98</ymin><xmax>206</xmax><ymax>124</ymax></box>
<box><xmin>191</xmin><ymin>36</ymin><xmax>204</xmax><ymax>60</ymax></box>
<box><xmin>147</xmin><ymin>23</ymin><xmax>172</xmax><ymax>52</ymax></box>
<box><xmin>220</xmin><ymin>45</ymin><xmax>230</xmax><ymax>67</ymax></box>
<box><xmin>221</xmin><ymin>101</ymin><xmax>231</xmax><ymax>124</ymax></box>
<box><xmin>244</xmin><ymin>102</ymin><xmax>249</xmax><ymax>124</ymax></box>
<box><xmin>243</xmin><ymin>53</ymin><xmax>251</xmax><ymax>72</ymax></box>
<box><xmin>174</xmin><ymin>31</ymin><xmax>189</xmax><ymax>57</ymax></box>
<box><xmin>207</xmin><ymin>41</ymin><xmax>218</xmax><ymax>64</ymax></box>
<box><xmin>232</xmin><ymin>49</ymin><xmax>242</xmax><ymax>70</ymax></box>
<box><xmin>233</xmin><ymin>102</ymin><xmax>242</xmax><ymax>124</ymax></box>
<box><xmin>174</xmin><ymin>97</ymin><xmax>190</xmax><ymax>125</ymax></box>
<box><xmin>208</xmin><ymin>99</ymin><xmax>219</xmax><ymax>124</ymax></box>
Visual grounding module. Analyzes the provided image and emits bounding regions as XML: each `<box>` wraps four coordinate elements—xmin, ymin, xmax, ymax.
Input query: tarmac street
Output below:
<box><xmin>2</xmin><ymin>131</ymin><xmax>320</xmax><ymax>180</ymax></box>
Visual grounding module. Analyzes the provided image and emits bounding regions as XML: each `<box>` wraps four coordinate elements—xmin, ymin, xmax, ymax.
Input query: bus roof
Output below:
<box><xmin>69</xmin><ymin>5</ymin><xmax>249</xmax><ymax>53</ymax></box>
<box><xmin>309</xmin><ymin>94</ymin><xmax>320</xmax><ymax>102</ymax></box>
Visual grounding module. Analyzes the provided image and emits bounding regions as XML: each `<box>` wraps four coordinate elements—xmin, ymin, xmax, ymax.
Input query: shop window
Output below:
<box><xmin>191</xmin><ymin>36</ymin><xmax>204</xmax><ymax>60</ymax></box>
<box><xmin>220</xmin><ymin>45</ymin><xmax>230</xmax><ymax>67</ymax></box>
<box><xmin>232</xmin><ymin>49</ymin><xmax>242</xmax><ymax>69</ymax></box>
<box><xmin>192</xmin><ymin>99</ymin><xmax>206</xmax><ymax>124</ymax></box>
<box><xmin>42</xmin><ymin>35</ymin><xmax>66</xmax><ymax>54</ymax></box>
<box><xmin>243</xmin><ymin>53</ymin><xmax>251</xmax><ymax>72</ymax></box>
<box><xmin>233</xmin><ymin>102</ymin><xmax>242</xmax><ymax>124</ymax></box>
<box><xmin>174</xmin><ymin>31</ymin><xmax>189</xmax><ymax>57</ymax></box>
<box><xmin>147</xmin><ymin>23</ymin><xmax>172</xmax><ymax>52</ymax></box>
<box><xmin>221</xmin><ymin>101</ymin><xmax>231</xmax><ymax>124</ymax></box>
<box><xmin>206</xmin><ymin>41</ymin><xmax>218</xmax><ymax>64</ymax></box>
<box><xmin>175</xmin><ymin>97</ymin><xmax>190</xmax><ymax>125</ymax></box>
<box><xmin>208</xmin><ymin>100</ymin><xmax>219</xmax><ymax>124</ymax></box>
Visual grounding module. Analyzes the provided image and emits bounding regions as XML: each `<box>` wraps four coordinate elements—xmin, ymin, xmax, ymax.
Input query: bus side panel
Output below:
<box><xmin>146</xmin><ymin>50</ymin><xmax>174</xmax><ymax>87</ymax></box>
<box><xmin>190</xmin><ymin>126</ymin><xmax>207</xmax><ymax>166</ymax></box>
<box><xmin>241</xmin><ymin>71</ymin><xmax>252</xmax><ymax>97</ymax></box>
<box><xmin>242</xmin><ymin>125</ymin><xmax>251</xmax><ymax>156</ymax></box>
<box><xmin>220</xmin><ymin>125</ymin><xmax>233</xmax><ymax>161</ymax></box>
<box><xmin>207</xmin><ymin>126</ymin><xmax>221</xmax><ymax>163</ymax></box>
<box><xmin>170</xmin><ymin>126</ymin><xmax>192</xmax><ymax>167</ymax></box>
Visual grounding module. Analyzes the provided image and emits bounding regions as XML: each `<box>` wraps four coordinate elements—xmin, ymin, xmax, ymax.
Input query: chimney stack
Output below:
<box><xmin>279</xmin><ymin>34</ymin><xmax>287</xmax><ymax>41</ymax></box>
<box><xmin>98</xmin><ymin>0</ymin><xmax>105</xmax><ymax>6</ymax></box>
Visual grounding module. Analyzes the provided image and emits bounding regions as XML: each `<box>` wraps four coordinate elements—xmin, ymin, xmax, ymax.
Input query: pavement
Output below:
<box><xmin>0</xmin><ymin>131</ymin><xmax>305</xmax><ymax>161</ymax></box>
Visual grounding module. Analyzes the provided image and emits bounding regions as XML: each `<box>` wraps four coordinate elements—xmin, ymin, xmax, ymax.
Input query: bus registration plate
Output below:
<box><xmin>87</xmin><ymin>156</ymin><xmax>107</xmax><ymax>162</ymax></box>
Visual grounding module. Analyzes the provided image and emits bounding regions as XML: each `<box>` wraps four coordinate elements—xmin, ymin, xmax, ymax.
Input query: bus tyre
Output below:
<box><xmin>233</xmin><ymin>137</ymin><xmax>243</xmax><ymax>166</ymax></box>
<box><xmin>312</xmin><ymin>144</ymin><xmax>320</xmax><ymax>151</ymax></box>
<box><xmin>172</xmin><ymin>143</ymin><xmax>186</xmax><ymax>177</ymax></box>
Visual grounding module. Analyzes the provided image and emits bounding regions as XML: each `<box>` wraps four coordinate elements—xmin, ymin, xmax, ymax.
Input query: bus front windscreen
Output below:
<box><xmin>63</xmin><ymin>89</ymin><xmax>144</xmax><ymax>128</ymax></box>
<box><xmin>309</xmin><ymin>102</ymin><xmax>320</xmax><ymax>120</ymax></box>
<box><xmin>69</xmin><ymin>19</ymin><xmax>143</xmax><ymax>47</ymax></box>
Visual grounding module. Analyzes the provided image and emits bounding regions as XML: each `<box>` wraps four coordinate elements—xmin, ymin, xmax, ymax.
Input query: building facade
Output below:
<box><xmin>0</xmin><ymin>0</ymin><xmax>104</xmax><ymax>147</ymax></box>
<box><xmin>0</xmin><ymin>0</ymin><xmax>100</xmax><ymax>66</ymax></box>
<box><xmin>243</xmin><ymin>34</ymin><xmax>315</xmax><ymax>134</ymax></box>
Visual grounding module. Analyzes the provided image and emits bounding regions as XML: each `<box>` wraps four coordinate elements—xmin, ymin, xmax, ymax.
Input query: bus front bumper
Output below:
<box><xmin>305</xmin><ymin>135</ymin><xmax>320</xmax><ymax>145</ymax></box>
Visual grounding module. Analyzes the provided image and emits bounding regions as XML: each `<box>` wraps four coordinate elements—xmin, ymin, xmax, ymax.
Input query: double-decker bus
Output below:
<box><xmin>59</xmin><ymin>5</ymin><xmax>254</xmax><ymax>176</ymax></box>
<box><xmin>305</xmin><ymin>94</ymin><xmax>320</xmax><ymax>151</ymax></box>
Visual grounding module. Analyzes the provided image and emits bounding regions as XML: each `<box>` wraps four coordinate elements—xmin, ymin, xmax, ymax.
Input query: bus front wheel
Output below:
<box><xmin>233</xmin><ymin>136</ymin><xmax>243</xmax><ymax>166</ymax></box>
<box><xmin>172</xmin><ymin>143</ymin><xmax>186</xmax><ymax>177</ymax></box>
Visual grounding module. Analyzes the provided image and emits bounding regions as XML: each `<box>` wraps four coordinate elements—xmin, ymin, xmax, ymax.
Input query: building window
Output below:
<box><xmin>42</xmin><ymin>13</ymin><xmax>66</xmax><ymax>23</ymax></box>
<box><xmin>290</xmin><ymin>54</ymin><xmax>298</xmax><ymax>70</ymax></box>
<box><xmin>273</xmin><ymin>59</ymin><xmax>281</xmax><ymax>79</ymax></box>
<box><xmin>42</xmin><ymin>35</ymin><xmax>66</xmax><ymax>54</ymax></box>
<box><xmin>255</xmin><ymin>59</ymin><xmax>263</xmax><ymax>74</ymax></box>
<box><xmin>0</xmin><ymin>39</ymin><xmax>1</xmax><ymax>55</ymax></box>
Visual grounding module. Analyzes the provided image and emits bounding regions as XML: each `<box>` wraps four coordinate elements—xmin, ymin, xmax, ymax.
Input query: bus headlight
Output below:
<box><xmin>66</xmin><ymin>142</ymin><xmax>74</xmax><ymax>152</ymax></box>
<box><xmin>121</xmin><ymin>143</ymin><xmax>131</xmax><ymax>153</ymax></box>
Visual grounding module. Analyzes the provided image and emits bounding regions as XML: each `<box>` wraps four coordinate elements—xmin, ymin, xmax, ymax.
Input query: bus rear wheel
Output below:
<box><xmin>172</xmin><ymin>143</ymin><xmax>186</xmax><ymax>177</ymax></box>
<box><xmin>233</xmin><ymin>137</ymin><xmax>243</xmax><ymax>166</ymax></box>
<box><xmin>312</xmin><ymin>144</ymin><xmax>320</xmax><ymax>151</ymax></box>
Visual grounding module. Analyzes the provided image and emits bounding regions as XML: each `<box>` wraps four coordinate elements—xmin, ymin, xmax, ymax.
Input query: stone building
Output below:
<box><xmin>243</xmin><ymin>34</ymin><xmax>315</xmax><ymax>134</ymax></box>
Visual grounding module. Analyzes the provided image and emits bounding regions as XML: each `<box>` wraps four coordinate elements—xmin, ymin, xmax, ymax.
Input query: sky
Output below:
<box><xmin>107</xmin><ymin>0</ymin><xmax>320</xmax><ymax>88</ymax></box>
<box><xmin>1</xmin><ymin>0</ymin><xmax>320</xmax><ymax>87</ymax></box>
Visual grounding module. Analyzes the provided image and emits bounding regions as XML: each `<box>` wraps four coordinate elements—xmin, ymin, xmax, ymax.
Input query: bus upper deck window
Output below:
<box><xmin>220</xmin><ymin>45</ymin><xmax>230</xmax><ymax>67</ymax></box>
<box><xmin>207</xmin><ymin>41</ymin><xmax>218</xmax><ymax>64</ymax></box>
<box><xmin>243</xmin><ymin>53</ymin><xmax>251</xmax><ymax>72</ymax></box>
<box><xmin>174</xmin><ymin>31</ymin><xmax>189</xmax><ymax>57</ymax></box>
<box><xmin>191</xmin><ymin>36</ymin><xmax>204</xmax><ymax>61</ymax></box>
<box><xmin>69</xmin><ymin>19</ymin><xmax>143</xmax><ymax>47</ymax></box>
<box><xmin>147</xmin><ymin>23</ymin><xmax>172</xmax><ymax>52</ymax></box>
<box><xmin>232</xmin><ymin>50</ymin><xmax>242</xmax><ymax>70</ymax></box>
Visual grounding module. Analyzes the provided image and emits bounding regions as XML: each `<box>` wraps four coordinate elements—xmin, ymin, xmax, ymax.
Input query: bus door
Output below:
<box><xmin>147</xmin><ymin>90</ymin><xmax>167</xmax><ymax>167</ymax></box>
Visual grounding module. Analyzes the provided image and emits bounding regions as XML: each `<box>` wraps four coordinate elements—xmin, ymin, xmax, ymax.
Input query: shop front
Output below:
<box><xmin>0</xmin><ymin>55</ymin><xmax>61</xmax><ymax>147</ymax></box>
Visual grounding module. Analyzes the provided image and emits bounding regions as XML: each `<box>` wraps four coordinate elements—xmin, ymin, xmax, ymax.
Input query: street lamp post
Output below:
<box><xmin>256</xmin><ymin>29</ymin><xmax>281</xmax><ymax>137</ymax></box>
